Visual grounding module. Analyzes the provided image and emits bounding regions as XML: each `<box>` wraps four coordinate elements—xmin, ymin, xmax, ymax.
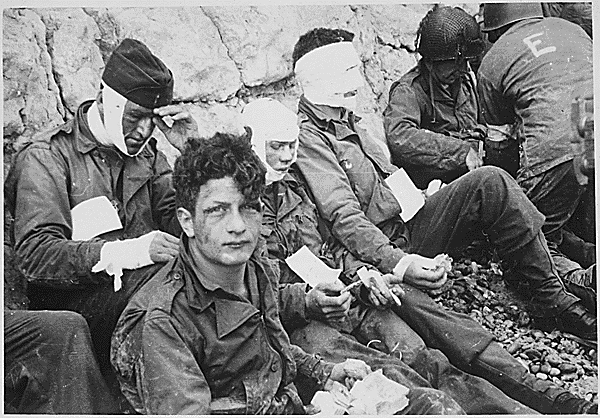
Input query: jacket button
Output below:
<box><xmin>270</xmin><ymin>361</ymin><xmax>279</xmax><ymax>372</ymax></box>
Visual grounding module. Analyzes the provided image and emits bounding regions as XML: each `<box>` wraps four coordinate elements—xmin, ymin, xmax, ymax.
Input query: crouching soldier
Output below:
<box><xmin>110</xmin><ymin>132</ymin><xmax>464</xmax><ymax>415</ymax></box>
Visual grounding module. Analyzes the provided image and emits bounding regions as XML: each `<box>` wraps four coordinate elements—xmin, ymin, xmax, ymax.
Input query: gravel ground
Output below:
<box><xmin>433</xmin><ymin>258</ymin><xmax>598</xmax><ymax>404</ymax></box>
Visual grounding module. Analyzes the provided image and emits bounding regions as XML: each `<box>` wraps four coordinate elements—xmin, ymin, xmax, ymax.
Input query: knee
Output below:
<box><xmin>470</xmin><ymin>166</ymin><xmax>513</xmax><ymax>186</ymax></box>
<box><xmin>34</xmin><ymin>311</ymin><xmax>91</xmax><ymax>345</ymax></box>
<box><xmin>407</xmin><ymin>388</ymin><xmax>465</xmax><ymax>415</ymax></box>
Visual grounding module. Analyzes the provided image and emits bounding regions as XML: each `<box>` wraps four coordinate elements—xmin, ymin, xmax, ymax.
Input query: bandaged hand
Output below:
<box><xmin>153</xmin><ymin>104</ymin><xmax>199</xmax><ymax>152</ymax></box>
<box><xmin>306</xmin><ymin>280</ymin><xmax>352</xmax><ymax>323</ymax></box>
<box><xmin>92</xmin><ymin>231</ymin><xmax>179</xmax><ymax>291</ymax></box>
<box><xmin>328</xmin><ymin>359</ymin><xmax>372</xmax><ymax>390</ymax></box>
<box><xmin>393</xmin><ymin>254</ymin><xmax>448</xmax><ymax>292</ymax></box>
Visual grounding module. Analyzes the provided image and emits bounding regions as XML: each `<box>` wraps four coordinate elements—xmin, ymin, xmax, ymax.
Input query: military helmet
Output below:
<box><xmin>416</xmin><ymin>6</ymin><xmax>484</xmax><ymax>61</ymax></box>
<box><xmin>482</xmin><ymin>3</ymin><xmax>544</xmax><ymax>32</ymax></box>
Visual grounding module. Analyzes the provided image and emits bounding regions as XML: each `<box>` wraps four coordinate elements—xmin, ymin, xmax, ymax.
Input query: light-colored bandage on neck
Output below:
<box><xmin>294</xmin><ymin>42</ymin><xmax>364</xmax><ymax>112</ymax></box>
<box><xmin>89</xmin><ymin>83</ymin><xmax>151</xmax><ymax>157</ymax></box>
<box><xmin>241</xmin><ymin>98</ymin><xmax>299</xmax><ymax>185</ymax></box>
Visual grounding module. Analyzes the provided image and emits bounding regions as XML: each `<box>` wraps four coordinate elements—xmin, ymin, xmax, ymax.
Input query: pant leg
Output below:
<box><xmin>292</xmin><ymin>319</ymin><xmax>533</xmax><ymax>414</ymax></box>
<box><xmin>400</xmin><ymin>387</ymin><xmax>465</xmax><ymax>415</ymax></box>
<box><xmin>4</xmin><ymin>310</ymin><xmax>118</xmax><ymax>414</ymax></box>
<box><xmin>407</xmin><ymin>166</ymin><xmax>543</xmax><ymax>258</ymax></box>
<box><xmin>407</xmin><ymin>166</ymin><xmax>579</xmax><ymax>312</ymax></box>
<box><xmin>355</xmin><ymin>307</ymin><xmax>535</xmax><ymax>415</ymax></box>
<box><xmin>521</xmin><ymin>160</ymin><xmax>587</xmax><ymax>238</ymax></box>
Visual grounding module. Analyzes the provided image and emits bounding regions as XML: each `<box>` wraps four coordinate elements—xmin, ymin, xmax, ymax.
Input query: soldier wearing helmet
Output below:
<box><xmin>383</xmin><ymin>6</ymin><xmax>489</xmax><ymax>190</ymax></box>
<box><xmin>477</xmin><ymin>3</ymin><xmax>596</xmax><ymax>317</ymax></box>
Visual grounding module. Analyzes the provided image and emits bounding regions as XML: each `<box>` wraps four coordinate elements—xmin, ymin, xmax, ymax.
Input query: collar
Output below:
<box><xmin>298</xmin><ymin>96</ymin><xmax>361</xmax><ymax>139</ymax></box>
<box><xmin>74</xmin><ymin>100</ymin><xmax>102</xmax><ymax>155</ymax></box>
<box><xmin>178</xmin><ymin>236</ymin><xmax>265</xmax><ymax>312</ymax></box>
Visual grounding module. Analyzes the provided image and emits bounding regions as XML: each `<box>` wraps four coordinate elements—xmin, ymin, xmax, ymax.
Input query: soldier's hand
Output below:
<box><xmin>148</xmin><ymin>231</ymin><xmax>180</xmax><ymax>263</ymax></box>
<box><xmin>465</xmin><ymin>147</ymin><xmax>483</xmax><ymax>171</ymax></box>
<box><xmin>153</xmin><ymin>104</ymin><xmax>199</xmax><ymax>152</ymax></box>
<box><xmin>402</xmin><ymin>255</ymin><xmax>448</xmax><ymax>291</ymax></box>
<box><xmin>328</xmin><ymin>359</ymin><xmax>372</xmax><ymax>389</ymax></box>
<box><xmin>305</xmin><ymin>280</ymin><xmax>351</xmax><ymax>322</ymax></box>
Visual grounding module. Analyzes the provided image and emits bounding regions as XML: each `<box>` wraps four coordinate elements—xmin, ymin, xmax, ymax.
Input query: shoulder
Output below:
<box><xmin>16</xmin><ymin>119</ymin><xmax>74</xmax><ymax>155</ymax></box>
<box><xmin>389</xmin><ymin>66</ymin><xmax>421</xmax><ymax>96</ymax></box>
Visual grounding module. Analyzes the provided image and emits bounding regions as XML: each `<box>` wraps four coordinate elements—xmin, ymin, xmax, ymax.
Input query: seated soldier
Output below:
<box><xmin>110</xmin><ymin>132</ymin><xmax>464</xmax><ymax>415</ymax></box>
<box><xmin>242</xmin><ymin>97</ymin><xmax>595</xmax><ymax>415</ymax></box>
<box><xmin>291</xmin><ymin>27</ymin><xmax>597</xmax><ymax>413</ymax></box>
<box><xmin>4</xmin><ymin>310</ymin><xmax>118</xmax><ymax>414</ymax></box>
<box><xmin>384</xmin><ymin>6</ymin><xmax>497</xmax><ymax>188</ymax></box>
<box><xmin>4</xmin><ymin>38</ymin><xmax>198</xmax><ymax>386</ymax></box>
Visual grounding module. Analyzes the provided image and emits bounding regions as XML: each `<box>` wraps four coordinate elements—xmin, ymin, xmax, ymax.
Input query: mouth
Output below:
<box><xmin>223</xmin><ymin>241</ymin><xmax>250</xmax><ymax>249</ymax></box>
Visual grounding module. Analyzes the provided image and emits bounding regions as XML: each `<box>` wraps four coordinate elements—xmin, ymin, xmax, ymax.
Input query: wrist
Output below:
<box><xmin>392</xmin><ymin>254</ymin><xmax>419</xmax><ymax>282</ymax></box>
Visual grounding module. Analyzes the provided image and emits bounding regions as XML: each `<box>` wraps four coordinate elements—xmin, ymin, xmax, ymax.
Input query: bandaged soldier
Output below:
<box><xmin>241</xmin><ymin>98</ymin><xmax>547</xmax><ymax>414</ymax></box>
<box><xmin>110</xmin><ymin>132</ymin><xmax>464</xmax><ymax>415</ymax></box>
<box><xmin>5</xmin><ymin>38</ymin><xmax>198</xmax><ymax>383</ymax></box>
<box><xmin>289</xmin><ymin>27</ymin><xmax>597</xmax><ymax>414</ymax></box>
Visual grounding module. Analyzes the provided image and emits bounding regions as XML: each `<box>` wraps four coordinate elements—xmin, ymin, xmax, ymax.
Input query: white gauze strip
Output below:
<box><xmin>294</xmin><ymin>42</ymin><xmax>361</xmax><ymax>88</ymax></box>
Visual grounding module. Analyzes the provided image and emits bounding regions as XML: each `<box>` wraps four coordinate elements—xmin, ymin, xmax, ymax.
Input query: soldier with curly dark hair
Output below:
<box><xmin>111</xmin><ymin>131</ymin><xmax>435</xmax><ymax>415</ymax></box>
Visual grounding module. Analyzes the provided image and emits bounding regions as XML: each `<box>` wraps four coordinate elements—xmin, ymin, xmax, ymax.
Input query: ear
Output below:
<box><xmin>177</xmin><ymin>207</ymin><xmax>195</xmax><ymax>238</ymax></box>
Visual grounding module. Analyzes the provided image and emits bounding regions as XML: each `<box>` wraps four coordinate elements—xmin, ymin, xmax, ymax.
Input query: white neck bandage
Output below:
<box><xmin>87</xmin><ymin>83</ymin><xmax>150</xmax><ymax>157</ymax></box>
<box><xmin>241</xmin><ymin>98</ymin><xmax>300</xmax><ymax>185</ymax></box>
<box><xmin>294</xmin><ymin>42</ymin><xmax>364</xmax><ymax>112</ymax></box>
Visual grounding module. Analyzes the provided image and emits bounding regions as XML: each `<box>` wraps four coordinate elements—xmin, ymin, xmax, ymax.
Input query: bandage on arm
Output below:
<box><xmin>92</xmin><ymin>231</ymin><xmax>157</xmax><ymax>291</ymax></box>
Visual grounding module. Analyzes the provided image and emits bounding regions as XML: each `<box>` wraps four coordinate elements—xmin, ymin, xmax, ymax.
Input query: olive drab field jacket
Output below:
<box><xmin>111</xmin><ymin>239</ymin><xmax>333</xmax><ymax>415</ymax></box>
<box><xmin>5</xmin><ymin>100</ymin><xmax>180</xmax><ymax>287</ymax></box>
<box><xmin>295</xmin><ymin>97</ymin><xmax>409</xmax><ymax>275</ymax></box>
<box><xmin>477</xmin><ymin>18</ymin><xmax>592</xmax><ymax>181</ymax></box>
<box><xmin>384</xmin><ymin>64</ymin><xmax>479</xmax><ymax>188</ymax></box>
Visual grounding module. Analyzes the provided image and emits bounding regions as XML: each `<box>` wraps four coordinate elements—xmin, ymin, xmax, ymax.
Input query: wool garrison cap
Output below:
<box><xmin>102</xmin><ymin>38</ymin><xmax>174</xmax><ymax>109</ymax></box>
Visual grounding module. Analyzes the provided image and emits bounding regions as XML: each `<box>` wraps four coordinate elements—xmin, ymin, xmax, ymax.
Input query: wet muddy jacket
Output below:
<box><xmin>383</xmin><ymin>64</ymin><xmax>478</xmax><ymax>188</ymax></box>
<box><xmin>111</xmin><ymin>239</ymin><xmax>333</xmax><ymax>415</ymax></box>
<box><xmin>296</xmin><ymin>97</ymin><xmax>408</xmax><ymax>275</ymax></box>
<box><xmin>4</xmin><ymin>100</ymin><xmax>179</xmax><ymax>287</ymax></box>
<box><xmin>477</xmin><ymin>18</ymin><xmax>592</xmax><ymax>181</ymax></box>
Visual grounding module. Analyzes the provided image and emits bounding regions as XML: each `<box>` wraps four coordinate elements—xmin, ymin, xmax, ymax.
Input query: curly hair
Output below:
<box><xmin>292</xmin><ymin>27</ymin><xmax>355</xmax><ymax>67</ymax></box>
<box><xmin>173</xmin><ymin>131</ymin><xmax>266</xmax><ymax>214</ymax></box>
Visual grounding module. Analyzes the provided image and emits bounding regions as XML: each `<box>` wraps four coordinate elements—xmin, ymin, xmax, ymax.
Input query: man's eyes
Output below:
<box><xmin>241</xmin><ymin>202</ymin><xmax>262</xmax><ymax>213</ymax></box>
<box><xmin>203</xmin><ymin>203</ymin><xmax>261</xmax><ymax>215</ymax></box>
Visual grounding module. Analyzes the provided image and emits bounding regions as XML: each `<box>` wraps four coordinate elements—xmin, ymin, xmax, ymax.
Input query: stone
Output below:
<box><xmin>536</xmin><ymin>372</ymin><xmax>548</xmax><ymax>380</ymax></box>
<box><xmin>524</xmin><ymin>348</ymin><xmax>542</xmax><ymax>360</ymax></box>
<box><xmin>530</xmin><ymin>364</ymin><xmax>540</xmax><ymax>374</ymax></box>
<box><xmin>100</xmin><ymin>7</ymin><xmax>242</xmax><ymax>102</ymax></box>
<box><xmin>507</xmin><ymin>342</ymin><xmax>522</xmax><ymax>355</ymax></box>
<box><xmin>34</xmin><ymin>9</ymin><xmax>104</xmax><ymax>115</ymax></box>
<box><xmin>3</xmin><ymin>9</ymin><xmax>65</xmax><ymax>146</ymax></box>
<box><xmin>546</xmin><ymin>354</ymin><xmax>562</xmax><ymax>367</ymax></box>
<box><xmin>549</xmin><ymin>368</ymin><xmax>561</xmax><ymax>377</ymax></box>
<box><xmin>558</xmin><ymin>363</ymin><xmax>577</xmax><ymax>374</ymax></box>
<box><xmin>540</xmin><ymin>364</ymin><xmax>551</xmax><ymax>374</ymax></box>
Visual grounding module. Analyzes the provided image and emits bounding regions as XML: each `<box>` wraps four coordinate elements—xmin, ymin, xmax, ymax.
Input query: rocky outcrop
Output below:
<box><xmin>4</xmin><ymin>4</ymin><xmax>483</xmax><ymax>158</ymax></box>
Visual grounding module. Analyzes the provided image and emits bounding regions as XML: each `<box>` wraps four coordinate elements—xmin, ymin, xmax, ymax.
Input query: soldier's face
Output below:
<box><xmin>179</xmin><ymin>176</ymin><xmax>262</xmax><ymax>268</ymax></box>
<box><xmin>265</xmin><ymin>139</ymin><xmax>298</xmax><ymax>173</ymax></box>
<box><xmin>432</xmin><ymin>59</ymin><xmax>468</xmax><ymax>84</ymax></box>
<box><xmin>121</xmin><ymin>101</ymin><xmax>156</xmax><ymax>155</ymax></box>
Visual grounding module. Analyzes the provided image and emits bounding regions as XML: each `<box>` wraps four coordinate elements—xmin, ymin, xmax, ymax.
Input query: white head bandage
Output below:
<box><xmin>241</xmin><ymin>98</ymin><xmax>299</xmax><ymax>185</ymax></box>
<box><xmin>294</xmin><ymin>42</ymin><xmax>364</xmax><ymax>112</ymax></box>
<box><xmin>87</xmin><ymin>83</ymin><xmax>151</xmax><ymax>157</ymax></box>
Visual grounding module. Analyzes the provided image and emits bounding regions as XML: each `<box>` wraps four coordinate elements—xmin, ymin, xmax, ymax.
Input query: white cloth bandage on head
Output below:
<box><xmin>241</xmin><ymin>98</ymin><xmax>299</xmax><ymax>185</ymax></box>
<box><xmin>294</xmin><ymin>42</ymin><xmax>364</xmax><ymax>112</ymax></box>
<box><xmin>91</xmin><ymin>230</ymin><xmax>158</xmax><ymax>291</ymax></box>
<box><xmin>97</xmin><ymin>83</ymin><xmax>152</xmax><ymax>157</ymax></box>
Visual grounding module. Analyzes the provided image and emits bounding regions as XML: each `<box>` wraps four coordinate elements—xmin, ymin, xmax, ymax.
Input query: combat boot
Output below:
<box><xmin>469</xmin><ymin>341</ymin><xmax>597</xmax><ymax>414</ymax></box>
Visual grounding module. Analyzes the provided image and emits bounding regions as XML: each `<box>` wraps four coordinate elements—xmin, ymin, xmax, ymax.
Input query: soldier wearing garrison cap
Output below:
<box><xmin>5</xmin><ymin>38</ymin><xmax>198</xmax><ymax>398</ymax></box>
